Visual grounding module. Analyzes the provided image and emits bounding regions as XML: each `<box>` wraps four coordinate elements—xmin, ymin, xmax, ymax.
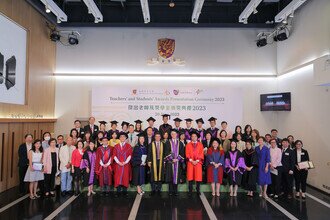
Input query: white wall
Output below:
<box><xmin>56</xmin><ymin>27</ymin><xmax>276</xmax><ymax>75</ymax></box>
<box><xmin>277</xmin><ymin>0</ymin><xmax>330</xmax><ymax>74</ymax></box>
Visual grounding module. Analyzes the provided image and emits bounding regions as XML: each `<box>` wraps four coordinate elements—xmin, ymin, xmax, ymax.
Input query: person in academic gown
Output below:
<box><xmin>84</xmin><ymin>116</ymin><xmax>99</xmax><ymax>140</ymax></box>
<box><xmin>147</xmin><ymin>132</ymin><xmax>165</xmax><ymax>195</ymax></box>
<box><xmin>280</xmin><ymin>138</ymin><xmax>295</xmax><ymax>199</ymax></box>
<box><xmin>242</xmin><ymin>139</ymin><xmax>258</xmax><ymax>197</ymax></box>
<box><xmin>293</xmin><ymin>140</ymin><xmax>309</xmax><ymax>199</ymax></box>
<box><xmin>134</xmin><ymin>119</ymin><xmax>143</xmax><ymax>133</ymax></box>
<box><xmin>108</xmin><ymin>120</ymin><xmax>120</xmax><ymax>138</ymax></box>
<box><xmin>132</xmin><ymin>133</ymin><xmax>148</xmax><ymax>195</ymax></box>
<box><xmin>74</xmin><ymin>120</ymin><xmax>85</xmax><ymax>139</ymax></box>
<box><xmin>113</xmin><ymin>132</ymin><xmax>132</xmax><ymax>197</ymax></box>
<box><xmin>80</xmin><ymin>141</ymin><xmax>97</xmax><ymax>196</ymax></box>
<box><xmin>195</xmin><ymin>118</ymin><xmax>206</xmax><ymax>142</ymax></box>
<box><xmin>225</xmin><ymin>140</ymin><xmax>246</xmax><ymax>197</ymax></box>
<box><xmin>95</xmin><ymin>137</ymin><xmax>113</xmax><ymax>196</ymax></box>
<box><xmin>99</xmin><ymin>121</ymin><xmax>109</xmax><ymax>138</ymax></box>
<box><xmin>173</xmin><ymin>118</ymin><xmax>185</xmax><ymax>138</ymax></box>
<box><xmin>184</xmin><ymin>118</ymin><xmax>196</xmax><ymax>142</ymax></box>
<box><xmin>206</xmin><ymin>117</ymin><xmax>219</xmax><ymax>139</ymax></box>
<box><xmin>144</xmin><ymin>117</ymin><xmax>159</xmax><ymax>136</ymax></box>
<box><xmin>179</xmin><ymin>132</ymin><xmax>187</xmax><ymax>146</ymax></box>
<box><xmin>206</xmin><ymin>138</ymin><xmax>225</xmax><ymax>197</ymax></box>
<box><xmin>255</xmin><ymin>136</ymin><xmax>271</xmax><ymax>199</ymax></box>
<box><xmin>186</xmin><ymin>131</ymin><xmax>204</xmax><ymax>196</ymax></box>
<box><xmin>164</xmin><ymin>129</ymin><xmax>185</xmax><ymax>196</ymax></box>
<box><xmin>121</xmin><ymin>121</ymin><xmax>130</xmax><ymax>134</ymax></box>
<box><xmin>127</xmin><ymin>124</ymin><xmax>138</xmax><ymax>147</ymax></box>
<box><xmin>159</xmin><ymin>114</ymin><xmax>172</xmax><ymax>139</ymax></box>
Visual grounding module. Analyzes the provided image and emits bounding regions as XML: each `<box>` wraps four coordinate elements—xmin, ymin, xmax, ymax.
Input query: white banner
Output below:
<box><xmin>92</xmin><ymin>87</ymin><xmax>242</xmax><ymax>130</ymax></box>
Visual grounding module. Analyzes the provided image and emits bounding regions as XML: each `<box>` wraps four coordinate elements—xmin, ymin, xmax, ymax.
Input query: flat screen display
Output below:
<box><xmin>260</xmin><ymin>92</ymin><xmax>291</xmax><ymax>111</ymax></box>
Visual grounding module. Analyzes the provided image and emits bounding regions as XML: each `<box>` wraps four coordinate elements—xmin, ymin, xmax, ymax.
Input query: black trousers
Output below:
<box><xmin>19</xmin><ymin>165</ymin><xmax>28</xmax><ymax>193</ymax></box>
<box><xmin>44</xmin><ymin>168</ymin><xmax>56</xmax><ymax>193</ymax></box>
<box><xmin>270</xmin><ymin>166</ymin><xmax>282</xmax><ymax>195</ymax></box>
<box><xmin>117</xmin><ymin>185</ymin><xmax>128</xmax><ymax>193</ymax></box>
<box><xmin>168</xmin><ymin>183</ymin><xmax>178</xmax><ymax>194</ymax></box>
<box><xmin>281</xmin><ymin>170</ymin><xmax>293</xmax><ymax>195</ymax></box>
<box><xmin>189</xmin><ymin>181</ymin><xmax>200</xmax><ymax>193</ymax></box>
<box><xmin>294</xmin><ymin>169</ymin><xmax>308</xmax><ymax>193</ymax></box>
<box><xmin>151</xmin><ymin>181</ymin><xmax>162</xmax><ymax>192</ymax></box>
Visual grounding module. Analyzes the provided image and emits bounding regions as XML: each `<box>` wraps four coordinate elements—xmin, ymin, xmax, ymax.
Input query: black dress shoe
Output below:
<box><xmin>197</xmin><ymin>191</ymin><xmax>201</xmax><ymax>196</ymax></box>
<box><xmin>105</xmin><ymin>192</ymin><xmax>110</xmax><ymax>197</ymax></box>
<box><xmin>114</xmin><ymin>193</ymin><xmax>120</xmax><ymax>198</ymax></box>
<box><xmin>188</xmin><ymin>192</ymin><xmax>192</xmax><ymax>197</ymax></box>
<box><xmin>174</xmin><ymin>193</ymin><xmax>178</xmax><ymax>196</ymax></box>
<box><xmin>150</xmin><ymin>191</ymin><xmax>155</xmax><ymax>196</ymax></box>
<box><xmin>169</xmin><ymin>192</ymin><xmax>173</xmax><ymax>196</ymax></box>
<box><xmin>61</xmin><ymin>191</ymin><xmax>66</xmax><ymax>197</ymax></box>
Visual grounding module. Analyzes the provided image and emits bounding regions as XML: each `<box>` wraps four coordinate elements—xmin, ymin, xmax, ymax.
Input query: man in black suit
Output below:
<box><xmin>84</xmin><ymin>116</ymin><xmax>99</xmax><ymax>140</ymax></box>
<box><xmin>18</xmin><ymin>134</ymin><xmax>33</xmax><ymax>194</ymax></box>
<box><xmin>159</xmin><ymin>114</ymin><xmax>172</xmax><ymax>139</ymax></box>
<box><xmin>144</xmin><ymin>127</ymin><xmax>155</xmax><ymax>147</ymax></box>
<box><xmin>280</xmin><ymin>138</ymin><xmax>295</xmax><ymax>198</ymax></box>
<box><xmin>271</xmin><ymin>129</ymin><xmax>282</xmax><ymax>149</ymax></box>
<box><xmin>74</xmin><ymin>120</ymin><xmax>85</xmax><ymax>139</ymax></box>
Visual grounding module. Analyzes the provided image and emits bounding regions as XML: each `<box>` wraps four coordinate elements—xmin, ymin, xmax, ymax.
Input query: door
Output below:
<box><xmin>0</xmin><ymin>123</ymin><xmax>9</xmax><ymax>192</ymax></box>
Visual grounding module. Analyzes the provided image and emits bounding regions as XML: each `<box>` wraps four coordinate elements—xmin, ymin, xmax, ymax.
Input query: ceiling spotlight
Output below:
<box><xmin>68</xmin><ymin>33</ymin><xmax>79</xmax><ymax>45</ymax></box>
<box><xmin>169</xmin><ymin>0</ymin><xmax>175</xmax><ymax>8</ymax></box>
<box><xmin>253</xmin><ymin>7</ymin><xmax>258</xmax><ymax>14</ymax></box>
<box><xmin>256</xmin><ymin>34</ymin><xmax>267</xmax><ymax>47</ymax></box>
<box><xmin>45</xmin><ymin>5</ymin><xmax>51</xmax><ymax>13</ymax></box>
<box><xmin>274</xmin><ymin>27</ymin><xmax>289</xmax><ymax>42</ymax></box>
<box><xmin>50</xmin><ymin>31</ymin><xmax>61</xmax><ymax>42</ymax></box>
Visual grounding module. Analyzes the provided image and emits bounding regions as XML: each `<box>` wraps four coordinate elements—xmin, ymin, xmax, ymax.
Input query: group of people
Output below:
<box><xmin>18</xmin><ymin>115</ymin><xmax>311</xmax><ymax>200</ymax></box>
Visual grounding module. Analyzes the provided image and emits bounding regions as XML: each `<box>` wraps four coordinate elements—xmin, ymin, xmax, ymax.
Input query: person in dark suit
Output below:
<box><xmin>271</xmin><ymin>129</ymin><xmax>282</xmax><ymax>149</ymax></box>
<box><xmin>144</xmin><ymin>127</ymin><xmax>155</xmax><ymax>147</ymax></box>
<box><xmin>293</xmin><ymin>140</ymin><xmax>310</xmax><ymax>199</ymax></box>
<box><xmin>18</xmin><ymin>134</ymin><xmax>33</xmax><ymax>194</ymax></box>
<box><xmin>280</xmin><ymin>138</ymin><xmax>295</xmax><ymax>198</ymax></box>
<box><xmin>144</xmin><ymin>117</ymin><xmax>158</xmax><ymax>137</ymax></box>
<box><xmin>74</xmin><ymin>120</ymin><xmax>85</xmax><ymax>139</ymax></box>
<box><xmin>84</xmin><ymin>116</ymin><xmax>99</xmax><ymax>140</ymax></box>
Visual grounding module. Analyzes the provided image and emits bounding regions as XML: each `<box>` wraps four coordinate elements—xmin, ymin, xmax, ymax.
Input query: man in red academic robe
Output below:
<box><xmin>186</xmin><ymin>131</ymin><xmax>204</xmax><ymax>196</ymax></box>
<box><xmin>113</xmin><ymin>132</ymin><xmax>132</xmax><ymax>197</ymax></box>
<box><xmin>95</xmin><ymin>137</ymin><xmax>113</xmax><ymax>196</ymax></box>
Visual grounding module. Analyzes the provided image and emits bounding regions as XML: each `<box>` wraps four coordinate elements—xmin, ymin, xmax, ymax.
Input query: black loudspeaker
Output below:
<box><xmin>0</xmin><ymin>52</ymin><xmax>3</xmax><ymax>84</ymax></box>
<box><xmin>5</xmin><ymin>56</ymin><xmax>16</xmax><ymax>90</ymax></box>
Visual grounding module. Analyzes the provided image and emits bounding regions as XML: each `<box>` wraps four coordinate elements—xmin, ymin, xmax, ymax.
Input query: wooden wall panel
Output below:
<box><xmin>38</xmin><ymin>123</ymin><xmax>55</xmax><ymax>139</ymax></box>
<box><xmin>6</xmin><ymin>123</ymin><xmax>23</xmax><ymax>189</ymax></box>
<box><xmin>0</xmin><ymin>0</ymin><xmax>56</xmax><ymax>118</ymax></box>
<box><xmin>0</xmin><ymin>124</ymin><xmax>8</xmax><ymax>192</ymax></box>
<box><xmin>22</xmin><ymin>123</ymin><xmax>39</xmax><ymax>140</ymax></box>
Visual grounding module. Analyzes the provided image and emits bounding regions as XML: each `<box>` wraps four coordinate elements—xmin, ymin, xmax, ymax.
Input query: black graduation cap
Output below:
<box><xmin>170</xmin><ymin>129</ymin><xmax>179</xmax><ymax>134</ymax></box>
<box><xmin>99</xmin><ymin>121</ymin><xmax>107</xmax><ymax>125</ymax></box>
<box><xmin>185</xmin><ymin>118</ymin><xmax>193</xmax><ymax>122</ymax></box>
<box><xmin>195</xmin><ymin>118</ymin><xmax>204</xmax><ymax>124</ymax></box>
<box><xmin>173</xmin><ymin>118</ymin><xmax>182</xmax><ymax>122</ymax></box>
<box><xmin>110</xmin><ymin>120</ymin><xmax>118</xmax><ymax>125</ymax></box>
<box><xmin>137</xmin><ymin>132</ymin><xmax>145</xmax><ymax>137</ymax></box>
<box><xmin>121</xmin><ymin>121</ymin><xmax>129</xmax><ymax>127</ymax></box>
<box><xmin>190</xmin><ymin>130</ymin><xmax>200</xmax><ymax>138</ymax></box>
<box><xmin>208</xmin><ymin>117</ymin><xmax>217</xmax><ymax>122</ymax></box>
<box><xmin>146</xmin><ymin>117</ymin><xmax>156</xmax><ymax>122</ymax></box>
<box><xmin>134</xmin><ymin>119</ymin><xmax>143</xmax><ymax>124</ymax></box>
<box><xmin>119</xmin><ymin>131</ymin><xmax>128</xmax><ymax>138</ymax></box>
<box><xmin>162</xmin><ymin>114</ymin><xmax>171</xmax><ymax>119</ymax></box>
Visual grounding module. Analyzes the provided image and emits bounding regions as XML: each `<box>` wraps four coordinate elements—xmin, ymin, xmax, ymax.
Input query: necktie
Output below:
<box><xmin>156</xmin><ymin>142</ymin><xmax>160</xmax><ymax>159</ymax></box>
<box><xmin>130</xmin><ymin>134</ymin><xmax>133</xmax><ymax>142</ymax></box>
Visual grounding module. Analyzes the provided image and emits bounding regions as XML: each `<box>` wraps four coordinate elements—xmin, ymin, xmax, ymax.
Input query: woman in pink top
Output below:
<box><xmin>269</xmin><ymin>138</ymin><xmax>282</xmax><ymax>198</ymax></box>
<box><xmin>71</xmin><ymin>140</ymin><xmax>84</xmax><ymax>195</ymax></box>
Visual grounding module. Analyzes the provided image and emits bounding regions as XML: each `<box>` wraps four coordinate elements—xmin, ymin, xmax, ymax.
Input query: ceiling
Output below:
<box><xmin>26</xmin><ymin>0</ymin><xmax>295</xmax><ymax>28</ymax></box>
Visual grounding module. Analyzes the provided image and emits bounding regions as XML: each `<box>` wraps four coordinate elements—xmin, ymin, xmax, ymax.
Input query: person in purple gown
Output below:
<box><xmin>225</xmin><ymin>140</ymin><xmax>246</xmax><ymax>197</ymax></box>
<box><xmin>255</xmin><ymin>136</ymin><xmax>272</xmax><ymax>199</ymax></box>
<box><xmin>80</xmin><ymin>141</ymin><xmax>97</xmax><ymax>196</ymax></box>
